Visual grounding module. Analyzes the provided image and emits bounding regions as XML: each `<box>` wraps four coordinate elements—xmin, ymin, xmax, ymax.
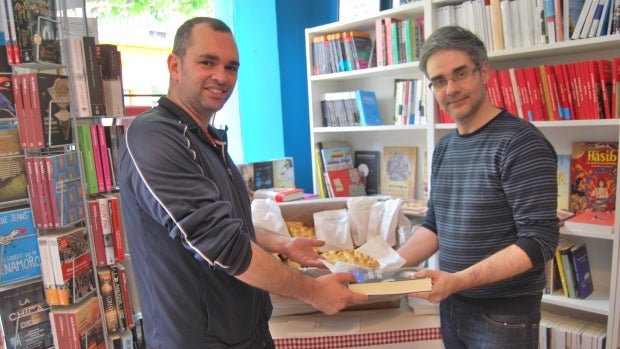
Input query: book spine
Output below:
<box><xmin>117</xmin><ymin>264</ymin><xmax>135</xmax><ymax>329</ymax></box>
<box><xmin>43</xmin><ymin>157</ymin><xmax>60</xmax><ymax>229</ymax></box>
<box><xmin>97</xmin><ymin>124</ymin><xmax>113</xmax><ymax>192</ymax></box>
<box><xmin>65</xmin><ymin>36</ymin><xmax>91</xmax><ymax>117</ymax></box>
<box><xmin>51</xmin><ymin>312</ymin><xmax>71</xmax><ymax>349</ymax></box>
<box><xmin>98</xmin><ymin>266</ymin><xmax>121</xmax><ymax>335</ymax></box>
<box><xmin>110</xmin><ymin>264</ymin><xmax>127</xmax><ymax>331</ymax></box>
<box><xmin>82</xmin><ymin>36</ymin><xmax>106</xmax><ymax>116</ymax></box>
<box><xmin>37</xmin><ymin>236</ymin><xmax>59</xmax><ymax>305</ymax></box>
<box><xmin>90</xmin><ymin>124</ymin><xmax>105</xmax><ymax>193</ymax></box>
<box><xmin>107</xmin><ymin>195</ymin><xmax>125</xmax><ymax>262</ymax></box>
<box><xmin>48</xmin><ymin>235</ymin><xmax>70</xmax><ymax>305</ymax></box>
<box><xmin>23</xmin><ymin>158</ymin><xmax>43</xmax><ymax>229</ymax></box>
<box><xmin>88</xmin><ymin>199</ymin><xmax>108</xmax><ymax>267</ymax></box>
<box><xmin>99</xmin><ymin>196</ymin><xmax>116</xmax><ymax>265</ymax></box>
<box><xmin>11</xmin><ymin>73</ymin><xmax>28</xmax><ymax>148</ymax></box>
<box><xmin>27</xmin><ymin>73</ymin><xmax>45</xmax><ymax>148</ymax></box>
<box><xmin>77</xmin><ymin>124</ymin><xmax>99</xmax><ymax>194</ymax></box>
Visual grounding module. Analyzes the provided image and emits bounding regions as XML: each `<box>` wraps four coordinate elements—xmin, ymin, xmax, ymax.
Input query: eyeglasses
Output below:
<box><xmin>427</xmin><ymin>66</ymin><xmax>480</xmax><ymax>91</ymax></box>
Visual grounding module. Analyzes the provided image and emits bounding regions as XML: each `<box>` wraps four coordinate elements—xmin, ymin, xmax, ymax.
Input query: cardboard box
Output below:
<box><xmin>270</xmin><ymin>198</ymin><xmax>402</xmax><ymax>317</ymax></box>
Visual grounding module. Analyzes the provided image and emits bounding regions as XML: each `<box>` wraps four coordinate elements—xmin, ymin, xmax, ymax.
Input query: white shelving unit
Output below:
<box><xmin>304</xmin><ymin>1</ymin><xmax>620</xmax><ymax>347</ymax></box>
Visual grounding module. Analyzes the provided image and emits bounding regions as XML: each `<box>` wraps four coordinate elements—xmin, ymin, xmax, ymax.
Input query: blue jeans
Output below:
<box><xmin>440</xmin><ymin>298</ymin><xmax>540</xmax><ymax>349</ymax></box>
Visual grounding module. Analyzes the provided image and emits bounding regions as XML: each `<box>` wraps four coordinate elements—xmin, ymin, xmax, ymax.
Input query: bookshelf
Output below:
<box><xmin>1</xmin><ymin>0</ymin><xmax>140</xmax><ymax>347</ymax></box>
<box><xmin>305</xmin><ymin>0</ymin><xmax>620</xmax><ymax>347</ymax></box>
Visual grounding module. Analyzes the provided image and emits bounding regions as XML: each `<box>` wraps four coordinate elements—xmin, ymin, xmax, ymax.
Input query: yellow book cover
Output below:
<box><xmin>381</xmin><ymin>146</ymin><xmax>417</xmax><ymax>200</ymax></box>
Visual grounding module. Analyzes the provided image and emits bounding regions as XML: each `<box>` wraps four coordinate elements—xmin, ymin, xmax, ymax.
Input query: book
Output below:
<box><xmin>103</xmin><ymin>193</ymin><xmax>125</xmax><ymax>263</ymax></box>
<box><xmin>51</xmin><ymin>296</ymin><xmax>106</xmax><ymax>349</ymax></box>
<box><xmin>348</xmin><ymin>267</ymin><xmax>432</xmax><ymax>295</ymax></box>
<box><xmin>348</xmin><ymin>31</ymin><xmax>372</xmax><ymax>69</ymax></box>
<box><xmin>253</xmin><ymin>161</ymin><xmax>274</xmax><ymax>189</ymax></box>
<box><xmin>115</xmin><ymin>263</ymin><xmax>134</xmax><ymax>330</ymax></box>
<box><xmin>381</xmin><ymin>146</ymin><xmax>417</xmax><ymax>200</ymax></box>
<box><xmin>97</xmin><ymin>44</ymin><xmax>125</xmax><ymax>116</ymax></box>
<box><xmin>0</xmin><ymin>207</ymin><xmax>41</xmax><ymax>286</ymax></box>
<box><xmin>554</xmin><ymin>238</ymin><xmax>570</xmax><ymax>297</ymax></box>
<box><xmin>44</xmin><ymin>226</ymin><xmax>96</xmax><ymax>305</ymax></box>
<box><xmin>569</xmin><ymin>141</ymin><xmax>618</xmax><ymax>214</ymax></box>
<box><xmin>28</xmin><ymin>73</ymin><xmax>73</xmax><ymax>148</ymax></box>
<box><xmin>97</xmin><ymin>266</ymin><xmax>121</xmax><ymax>335</ymax></box>
<box><xmin>76</xmin><ymin>124</ymin><xmax>99</xmax><ymax>194</ymax></box>
<box><xmin>9</xmin><ymin>0</ymin><xmax>60</xmax><ymax>64</ymax></box>
<box><xmin>354</xmin><ymin>90</ymin><xmax>382</xmax><ymax>126</ymax></box>
<box><xmin>564</xmin><ymin>210</ymin><xmax>615</xmax><ymax>234</ymax></box>
<box><xmin>254</xmin><ymin>187</ymin><xmax>304</xmax><ymax>202</ymax></box>
<box><xmin>559</xmin><ymin>241</ymin><xmax>578</xmax><ymax>298</ymax></box>
<box><xmin>87</xmin><ymin>198</ymin><xmax>107</xmax><ymax>267</ymax></box>
<box><xmin>272</xmin><ymin>157</ymin><xmax>295</xmax><ymax>188</ymax></box>
<box><xmin>42</xmin><ymin>151</ymin><xmax>85</xmax><ymax>228</ymax></box>
<box><xmin>570</xmin><ymin>243</ymin><xmax>594</xmax><ymax>299</ymax></box>
<box><xmin>557</xmin><ymin>154</ymin><xmax>571</xmax><ymax>211</ymax></box>
<box><xmin>0</xmin><ymin>279</ymin><xmax>54</xmax><ymax>349</ymax></box>
<box><xmin>0</xmin><ymin>73</ymin><xmax>15</xmax><ymax>118</ymax></box>
<box><xmin>0</xmin><ymin>126</ymin><xmax>28</xmax><ymax>203</ymax></box>
<box><xmin>324</xmin><ymin>167</ymin><xmax>367</xmax><ymax>197</ymax></box>
<box><xmin>319</xmin><ymin>142</ymin><xmax>354</xmax><ymax>172</ymax></box>
<box><xmin>82</xmin><ymin>36</ymin><xmax>106</xmax><ymax>116</ymax></box>
<box><xmin>64</xmin><ymin>35</ymin><xmax>91</xmax><ymax>117</ymax></box>
<box><xmin>354</xmin><ymin>150</ymin><xmax>380</xmax><ymax>195</ymax></box>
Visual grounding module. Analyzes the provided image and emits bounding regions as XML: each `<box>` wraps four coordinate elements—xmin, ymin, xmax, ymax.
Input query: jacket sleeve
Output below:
<box><xmin>119</xmin><ymin>114</ymin><xmax>253</xmax><ymax>276</ymax></box>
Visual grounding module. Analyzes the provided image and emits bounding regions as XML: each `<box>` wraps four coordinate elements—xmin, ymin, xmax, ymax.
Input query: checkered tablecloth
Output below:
<box><xmin>274</xmin><ymin>327</ymin><xmax>442</xmax><ymax>349</ymax></box>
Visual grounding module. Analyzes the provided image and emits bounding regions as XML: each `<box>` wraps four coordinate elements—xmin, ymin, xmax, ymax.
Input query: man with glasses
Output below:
<box><xmin>397</xmin><ymin>26</ymin><xmax>559</xmax><ymax>348</ymax></box>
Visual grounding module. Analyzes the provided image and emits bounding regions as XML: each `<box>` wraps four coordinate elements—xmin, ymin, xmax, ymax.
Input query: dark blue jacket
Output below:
<box><xmin>118</xmin><ymin>97</ymin><xmax>273</xmax><ymax>348</ymax></box>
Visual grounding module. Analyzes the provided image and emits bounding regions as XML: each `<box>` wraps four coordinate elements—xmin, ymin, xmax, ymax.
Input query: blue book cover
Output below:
<box><xmin>355</xmin><ymin>90</ymin><xmax>383</xmax><ymax>126</ymax></box>
<box><xmin>44</xmin><ymin>151</ymin><xmax>85</xmax><ymax>227</ymax></box>
<box><xmin>0</xmin><ymin>207</ymin><xmax>42</xmax><ymax>286</ymax></box>
<box><xmin>570</xmin><ymin>243</ymin><xmax>594</xmax><ymax>299</ymax></box>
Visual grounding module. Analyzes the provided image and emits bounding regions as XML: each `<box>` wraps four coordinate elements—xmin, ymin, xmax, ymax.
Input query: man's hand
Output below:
<box><xmin>408</xmin><ymin>269</ymin><xmax>463</xmax><ymax>304</ymax></box>
<box><xmin>306</xmin><ymin>272</ymin><xmax>369</xmax><ymax>314</ymax></box>
<box><xmin>282</xmin><ymin>237</ymin><xmax>326</xmax><ymax>268</ymax></box>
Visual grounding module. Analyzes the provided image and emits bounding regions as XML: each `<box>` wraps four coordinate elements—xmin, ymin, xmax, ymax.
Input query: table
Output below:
<box><xmin>269</xmin><ymin>298</ymin><xmax>443</xmax><ymax>349</ymax></box>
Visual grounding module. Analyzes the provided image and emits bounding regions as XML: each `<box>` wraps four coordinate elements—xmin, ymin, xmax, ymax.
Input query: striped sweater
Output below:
<box><xmin>423</xmin><ymin>110</ymin><xmax>559</xmax><ymax>301</ymax></box>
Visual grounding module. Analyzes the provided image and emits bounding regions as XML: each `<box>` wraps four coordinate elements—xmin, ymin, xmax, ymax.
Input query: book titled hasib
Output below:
<box><xmin>349</xmin><ymin>267</ymin><xmax>432</xmax><ymax>295</ymax></box>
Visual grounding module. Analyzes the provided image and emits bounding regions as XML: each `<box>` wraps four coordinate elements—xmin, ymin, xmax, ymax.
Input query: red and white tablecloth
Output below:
<box><xmin>270</xmin><ymin>299</ymin><xmax>442</xmax><ymax>349</ymax></box>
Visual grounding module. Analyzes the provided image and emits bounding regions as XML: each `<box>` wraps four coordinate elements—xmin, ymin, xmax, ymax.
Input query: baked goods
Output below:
<box><xmin>320</xmin><ymin>249</ymin><xmax>379</xmax><ymax>268</ymax></box>
<box><xmin>285</xmin><ymin>221</ymin><xmax>316</xmax><ymax>239</ymax></box>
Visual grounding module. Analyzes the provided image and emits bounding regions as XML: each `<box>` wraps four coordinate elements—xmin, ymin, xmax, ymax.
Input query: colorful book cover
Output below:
<box><xmin>320</xmin><ymin>144</ymin><xmax>353</xmax><ymax>171</ymax></box>
<box><xmin>45</xmin><ymin>227</ymin><xmax>96</xmax><ymax>305</ymax></box>
<box><xmin>325</xmin><ymin>167</ymin><xmax>366</xmax><ymax>197</ymax></box>
<box><xmin>381</xmin><ymin>146</ymin><xmax>417</xmax><ymax>200</ymax></box>
<box><xmin>0</xmin><ymin>279</ymin><xmax>54</xmax><ymax>349</ymax></box>
<box><xmin>52</xmin><ymin>296</ymin><xmax>106</xmax><ymax>349</ymax></box>
<box><xmin>557</xmin><ymin>154</ymin><xmax>571</xmax><ymax>211</ymax></box>
<box><xmin>253</xmin><ymin>161</ymin><xmax>274</xmax><ymax>190</ymax></box>
<box><xmin>44</xmin><ymin>151</ymin><xmax>84</xmax><ymax>228</ymax></box>
<box><xmin>0</xmin><ymin>73</ymin><xmax>16</xmax><ymax>118</ymax></box>
<box><xmin>0</xmin><ymin>126</ymin><xmax>28</xmax><ymax>203</ymax></box>
<box><xmin>570</xmin><ymin>243</ymin><xmax>594</xmax><ymax>299</ymax></box>
<box><xmin>30</xmin><ymin>73</ymin><xmax>72</xmax><ymax>148</ymax></box>
<box><xmin>569</xmin><ymin>141</ymin><xmax>618</xmax><ymax>214</ymax></box>
<box><xmin>355</xmin><ymin>90</ymin><xmax>382</xmax><ymax>126</ymax></box>
<box><xmin>0</xmin><ymin>207</ymin><xmax>41</xmax><ymax>286</ymax></box>
<box><xmin>10</xmin><ymin>0</ymin><xmax>60</xmax><ymax>64</ymax></box>
<box><xmin>273</xmin><ymin>157</ymin><xmax>295</xmax><ymax>188</ymax></box>
<box><xmin>354</xmin><ymin>150</ymin><xmax>380</xmax><ymax>195</ymax></box>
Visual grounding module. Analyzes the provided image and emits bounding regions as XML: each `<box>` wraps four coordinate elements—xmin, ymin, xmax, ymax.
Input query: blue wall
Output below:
<box><xmin>230</xmin><ymin>0</ymin><xmax>337</xmax><ymax>193</ymax></box>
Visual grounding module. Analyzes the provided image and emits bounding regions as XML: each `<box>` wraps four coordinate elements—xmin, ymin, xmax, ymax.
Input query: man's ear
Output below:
<box><xmin>168</xmin><ymin>53</ymin><xmax>181</xmax><ymax>80</ymax></box>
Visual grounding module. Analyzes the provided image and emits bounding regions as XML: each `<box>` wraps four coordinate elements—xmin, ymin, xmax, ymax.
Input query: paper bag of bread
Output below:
<box><xmin>251</xmin><ymin>198</ymin><xmax>290</xmax><ymax>237</ymax></box>
<box><xmin>312</xmin><ymin>208</ymin><xmax>354</xmax><ymax>252</ymax></box>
